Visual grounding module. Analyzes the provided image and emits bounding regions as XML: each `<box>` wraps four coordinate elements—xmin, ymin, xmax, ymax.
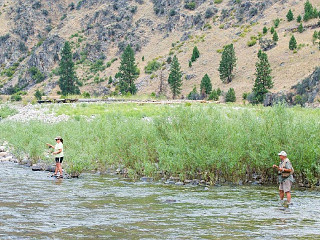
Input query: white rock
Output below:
<box><xmin>0</xmin><ymin>146</ymin><xmax>5</xmax><ymax>152</ymax></box>
<box><xmin>0</xmin><ymin>152</ymin><xmax>8</xmax><ymax>157</ymax></box>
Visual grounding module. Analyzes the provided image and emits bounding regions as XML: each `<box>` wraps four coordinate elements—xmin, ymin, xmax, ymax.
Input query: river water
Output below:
<box><xmin>1</xmin><ymin>162</ymin><xmax>320</xmax><ymax>239</ymax></box>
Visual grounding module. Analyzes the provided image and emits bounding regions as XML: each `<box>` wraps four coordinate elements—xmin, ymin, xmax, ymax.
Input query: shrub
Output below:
<box><xmin>29</xmin><ymin>67</ymin><xmax>45</xmax><ymax>83</ymax></box>
<box><xmin>289</xmin><ymin>35</ymin><xmax>297</xmax><ymax>50</ymax></box>
<box><xmin>297</xmin><ymin>15</ymin><xmax>302</xmax><ymax>23</ymax></box>
<box><xmin>214</xmin><ymin>0</ymin><xmax>223</xmax><ymax>3</ymax></box>
<box><xmin>225</xmin><ymin>88</ymin><xmax>236</xmax><ymax>102</ymax></box>
<box><xmin>273</xmin><ymin>18</ymin><xmax>280</xmax><ymax>28</ymax></box>
<box><xmin>82</xmin><ymin>91</ymin><xmax>90</xmax><ymax>98</ymax></box>
<box><xmin>286</xmin><ymin>9</ymin><xmax>294</xmax><ymax>21</ymax></box>
<box><xmin>205</xmin><ymin>8</ymin><xmax>215</xmax><ymax>19</ymax></box>
<box><xmin>247</xmin><ymin>36</ymin><xmax>257</xmax><ymax>47</ymax></box>
<box><xmin>11</xmin><ymin>94</ymin><xmax>22</xmax><ymax>101</ymax></box>
<box><xmin>34</xmin><ymin>89</ymin><xmax>43</xmax><ymax>100</ymax></box>
<box><xmin>185</xmin><ymin>2</ymin><xmax>196</xmax><ymax>10</ymax></box>
<box><xmin>90</xmin><ymin>60</ymin><xmax>106</xmax><ymax>73</ymax></box>
<box><xmin>144</xmin><ymin>60</ymin><xmax>161</xmax><ymax>74</ymax></box>
<box><xmin>270</xmin><ymin>26</ymin><xmax>275</xmax><ymax>34</ymax></box>
<box><xmin>187</xmin><ymin>86</ymin><xmax>201</xmax><ymax>100</ymax></box>
<box><xmin>208</xmin><ymin>90</ymin><xmax>219</xmax><ymax>101</ymax></box>
<box><xmin>298</xmin><ymin>23</ymin><xmax>304</xmax><ymax>33</ymax></box>
<box><xmin>169</xmin><ymin>9</ymin><xmax>176</xmax><ymax>16</ymax></box>
<box><xmin>263</xmin><ymin>27</ymin><xmax>268</xmax><ymax>34</ymax></box>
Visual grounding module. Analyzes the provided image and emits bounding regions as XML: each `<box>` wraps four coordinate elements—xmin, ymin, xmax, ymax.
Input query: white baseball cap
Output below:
<box><xmin>278</xmin><ymin>151</ymin><xmax>287</xmax><ymax>157</ymax></box>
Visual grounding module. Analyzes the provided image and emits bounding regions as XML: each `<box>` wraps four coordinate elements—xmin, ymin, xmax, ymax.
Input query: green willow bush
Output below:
<box><xmin>0</xmin><ymin>103</ymin><xmax>319</xmax><ymax>184</ymax></box>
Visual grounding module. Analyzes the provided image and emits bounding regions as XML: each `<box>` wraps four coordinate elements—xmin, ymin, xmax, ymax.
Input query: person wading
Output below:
<box><xmin>46</xmin><ymin>136</ymin><xmax>64</xmax><ymax>178</ymax></box>
<box><xmin>272</xmin><ymin>151</ymin><xmax>294</xmax><ymax>204</ymax></box>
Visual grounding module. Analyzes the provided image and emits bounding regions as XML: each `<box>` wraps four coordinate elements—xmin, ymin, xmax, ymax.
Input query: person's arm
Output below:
<box><xmin>53</xmin><ymin>149</ymin><xmax>62</xmax><ymax>155</ymax></box>
<box><xmin>279</xmin><ymin>167</ymin><xmax>292</xmax><ymax>172</ymax></box>
<box><xmin>46</xmin><ymin>143</ymin><xmax>54</xmax><ymax>148</ymax></box>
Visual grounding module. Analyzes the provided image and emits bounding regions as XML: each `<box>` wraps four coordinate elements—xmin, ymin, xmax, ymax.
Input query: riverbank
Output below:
<box><xmin>1</xmin><ymin>102</ymin><xmax>320</xmax><ymax>186</ymax></box>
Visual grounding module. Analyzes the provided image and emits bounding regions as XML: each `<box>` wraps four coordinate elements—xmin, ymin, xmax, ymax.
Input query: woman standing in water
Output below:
<box><xmin>46</xmin><ymin>136</ymin><xmax>64</xmax><ymax>178</ymax></box>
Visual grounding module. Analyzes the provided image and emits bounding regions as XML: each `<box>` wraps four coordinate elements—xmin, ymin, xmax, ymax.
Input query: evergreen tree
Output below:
<box><xmin>297</xmin><ymin>15</ymin><xmax>302</xmax><ymax>23</ymax></box>
<box><xmin>286</xmin><ymin>9</ymin><xmax>294</xmax><ymax>21</ymax></box>
<box><xmin>225</xmin><ymin>88</ymin><xmax>236</xmax><ymax>102</ymax></box>
<box><xmin>252</xmin><ymin>51</ymin><xmax>273</xmax><ymax>104</ymax></box>
<box><xmin>118</xmin><ymin>45</ymin><xmax>139</xmax><ymax>95</ymax></box>
<box><xmin>58</xmin><ymin>41</ymin><xmax>80</xmax><ymax>95</ymax></box>
<box><xmin>273</xmin><ymin>31</ymin><xmax>279</xmax><ymax>42</ymax></box>
<box><xmin>191</xmin><ymin>46</ymin><xmax>200</xmax><ymax>62</ymax></box>
<box><xmin>298</xmin><ymin>23</ymin><xmax>304</xmax><ymax>33</ymax></box>
<box><xmin>200</xmin><ymin>74</ymin><xmax>212</xmax><ymax>95</ymax></box>
<box><xmin>168</xmin><ymin>55</ymin><xmax>182</xmax><ymax>99</ymax></box>
<box><xmin>289</xmin><ymin>35</ymin><xmax>297</xmax><ymax>50</ymax></box>
<box><xmin>263</xmin><ymin>26</ymin><xmax>268</xmax><ymax>34</ymax></box>
<box><xmin>34</xmin><ymin>89</ymin><xmax>42</xmax><ymax>100</ymax></box>
<box><xmin>219</xmin><ymin>44</ymin><xmax>237</xmax><ymax>83</ymax></box>
<box><xmin>270</xmin><ymin>26</ymin><xmax>275</xmax><ymax>34</ymax></box>
<box><xmin>303</xmin><ymin>0</ymin><xmax>313</xmax><ymax>21</ymax></box>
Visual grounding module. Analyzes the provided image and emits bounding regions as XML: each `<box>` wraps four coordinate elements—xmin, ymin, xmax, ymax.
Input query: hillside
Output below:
<box><xmin>0</xmin><ymin>0</ymin><xmax>319</xmax><ymax>102</ymax></box>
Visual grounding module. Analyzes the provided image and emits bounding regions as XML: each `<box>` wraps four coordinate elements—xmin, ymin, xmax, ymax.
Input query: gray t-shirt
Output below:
<box><xmin>278</xmin><ymin>158</ymin><xmax>294</xmax><ymax>183</ymax></box>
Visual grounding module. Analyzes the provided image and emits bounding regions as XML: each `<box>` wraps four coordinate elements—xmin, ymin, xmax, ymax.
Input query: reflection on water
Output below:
<box><xmin>0</xmin><ymin>162</ymin><xmax>320</xmax><ymax>239</ymax></box>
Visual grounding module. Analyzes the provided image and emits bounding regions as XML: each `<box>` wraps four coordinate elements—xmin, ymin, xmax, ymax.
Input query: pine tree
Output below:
<box><xmin>34</xmin><ymin>89</ymin><xmax>42</xmax><ymax>100</ymax></box>
<box><xmin>200</xmin><ymin>74</ymin><xmax>212</xmax><ymax>96</ymax></box>
<box><xmin>270</xmin><ymin>26</ymin><xmax>275</xmax><ymax>34</ymax></box>
<box><xmin>273</xmin><ymin>31</ymin><xmax>279</xmax><ymax>42</ymax></box>
<box><xmin>304</xmin><ymin>0</ymin><xmax>313</xmax><ymax>21</ymax></box>
<box><xmin>263</xmin><ymin>26</ymin><xmax>268</xmax><ymax>34</ymax></box>
<box><xmin>298</xmin><ymin>23</ymin><xmax>304</xmax><ymax>33</ymax></box>
<box><xmin>252</xmin><ymin>51</ymin><xmax>273</xmax><ymax>104</ymax></box>
<box><xmin>191</xmin><ymin>46</ymin><xmax>200</xmax><ymax>62</ymax></box>
<box><xmin>218</xmin><ymin>44</ymin><xmax>237</xmax><ymax>83</ymax></box>
<box><xmin>297</xmin><ymin>15</ymin><xmax>302</xmax><ymax>23</ymax></box>
<box><xmin>225</xmin><ymin>88</ymin><xmax>236</xmax><ymax>102</ymax></box>
<box><xmin>118</xmin><ymin>45</ymin><xmax>139</xmax><ymax>95</ymax></box>
<box><xmin>168</xmin><ymin>55</ymin><xmax>182</xmax><ymax>99</ymax></box>
<box><xmin>58</xmin><ymin>41</ymin><xmax>80</xmax><ymax>95</ymax></box>
<box><xmin>289</xmin><ymin>35</ymin><xmax>297</xmax><ymax>50</ymax></box>
<box><xmin>286</xmin><ymin>9</ymin><xmax>294</xmax><ymax>21</ymax></box>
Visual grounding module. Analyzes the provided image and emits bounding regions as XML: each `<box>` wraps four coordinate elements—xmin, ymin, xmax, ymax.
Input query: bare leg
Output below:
<box><xmin>57</xmin><ymin>163</ymin><xmax>63</xmax><ymax>176</ymax></box>
<box><xmin>279</xmin><ymin>190</ymin><xmax>284</xmax><ymax>200</ymax></box>
<box><xmin>286</xmin><ymin>192</ymin><xmax>291</xmax><ymax>203</ymax></box>
<box><xmin>54</xmin><ymin>162</ymin><xmax>58</xmax><ymax>175</ymax></box>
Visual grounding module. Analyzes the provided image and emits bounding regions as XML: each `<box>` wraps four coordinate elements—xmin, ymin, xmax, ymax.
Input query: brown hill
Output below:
<box><xmin>0</xmin><ymin>0</ymin><xmax>319</xmax><ymax>102</ymax></box>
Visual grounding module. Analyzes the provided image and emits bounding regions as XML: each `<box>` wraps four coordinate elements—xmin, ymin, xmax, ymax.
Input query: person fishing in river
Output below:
<box><xmin>46</xmin><ymin>136</ymin><xmax>64</xmax><ymax>178</ymax></box>
<box><xmin>272</xmin><ymin>151</ymin><xmax>294</xmax><ymax>204</ymax></box>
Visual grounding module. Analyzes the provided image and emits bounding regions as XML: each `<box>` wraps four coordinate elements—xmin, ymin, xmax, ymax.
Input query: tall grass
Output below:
<box><xmin>0</xmin><ymin>103</ymin><xmax>319</xmax><ymax>184</ymax></box>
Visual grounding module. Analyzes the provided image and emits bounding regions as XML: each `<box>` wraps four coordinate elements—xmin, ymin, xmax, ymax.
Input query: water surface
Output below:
<box><xmin>0</xmin><ymin>162</ymin><xmax>319</xmax><ymax>239</ymax></box>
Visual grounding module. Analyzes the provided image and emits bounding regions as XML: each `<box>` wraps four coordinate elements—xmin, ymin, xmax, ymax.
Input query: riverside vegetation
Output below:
<box><xmin>0</xmin><ymin>103</ymin><xmax>320</xmax><ymax>186</ymax></box>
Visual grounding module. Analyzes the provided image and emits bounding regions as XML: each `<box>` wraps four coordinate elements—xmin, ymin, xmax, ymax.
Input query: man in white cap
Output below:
<box><xmin>272</xmin><ymin>151</ymin><xmax>294</xmax><ymax>204</ymax></box>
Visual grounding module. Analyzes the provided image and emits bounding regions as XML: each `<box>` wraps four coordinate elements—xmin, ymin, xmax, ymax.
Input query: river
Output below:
<box><xmin>0</xmin><ymin>162</ymin><xmax>320</xmax><ymax>239</ymax></box>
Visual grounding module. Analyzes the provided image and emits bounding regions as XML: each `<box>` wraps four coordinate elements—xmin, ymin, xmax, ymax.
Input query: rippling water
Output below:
<box><xmin>0</xmin><ymin>162</ymin><xmax>320</xmax><ymax>239</ymax></box>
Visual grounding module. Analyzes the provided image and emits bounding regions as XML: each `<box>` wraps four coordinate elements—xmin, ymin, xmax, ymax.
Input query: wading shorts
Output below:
<box><xmin>279</xmin><ymin>180</ymin><xmax>292</xmax><ymax>193</ymax></box>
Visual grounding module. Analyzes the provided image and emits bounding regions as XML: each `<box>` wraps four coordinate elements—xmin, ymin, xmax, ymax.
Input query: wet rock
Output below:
<box><xmin>191</xmin><ymin>179</ymin><xmax>200</xmax><ymax>185</ymax></box>
<box><xmin>20</xmin><ymin>158</ymin><xmax>32</xmax><ymax>166</ymax></box>
<box><xmin>31</xmin><ymin>165</ymin><xmax>43</xmax><ymax>171</ymax></box>
<box><xmin>1</xmin><ymin>156</ymin><xmax>12</xmax><ymax>162</ymax></box>
<box><xmin>175</xmin><ymin>181</ymin><xmax>184</xmax><ymax>186</ymax></box>
<box><xmin>163</xmin><ymin>199</ymin><xmax>177</xmax><ymax>203</ymax></box>
<box><xmin>165</xmin><ymin>180</ymin><xmax>176</xmax><ymax>185</ymax></box>
<box><xmin>140</xmin><ymin>177</ymin><xmax>153</xmax><ymax>182</ymax></box>
<box><xmin>184</xmin><ymin>179</ymin><xmax>192</xmax><ymax>184</ymax></box>
<box><xmin>169</xmin><ymin>176</ymin><xmax>180</xmax><ymax>181</ymax></box>
<box><xmin>46</xmin><ymin>165</ymin><xmax>56</xmax><ymax>172</ymax></box>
